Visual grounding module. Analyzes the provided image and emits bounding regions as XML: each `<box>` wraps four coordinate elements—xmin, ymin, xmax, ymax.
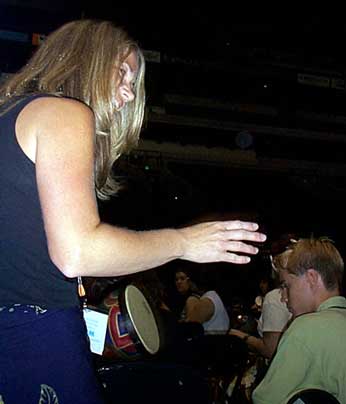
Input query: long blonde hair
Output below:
<box><xmin>0</xmin><ymin>19</ymin><xmax>146</xmax><ymax>199</ymax></box>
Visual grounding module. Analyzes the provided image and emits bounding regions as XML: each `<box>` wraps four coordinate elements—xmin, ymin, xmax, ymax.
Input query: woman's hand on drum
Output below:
<box><xmin>178</xmin><ymin>220</ymin><xmax>266</xmax><ymax>264</ymax></box>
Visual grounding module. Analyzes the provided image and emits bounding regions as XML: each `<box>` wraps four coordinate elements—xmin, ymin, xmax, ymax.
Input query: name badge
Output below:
<box><xmin>83</xmin><ymin>308</ymin><xmax>108</xmax><ymax>355</ymax></box>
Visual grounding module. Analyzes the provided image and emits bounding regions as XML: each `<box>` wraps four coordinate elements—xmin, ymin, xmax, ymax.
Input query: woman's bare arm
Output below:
<box><xmin>17</xmin><ymin>97</ymin><xmax>266</xmax><ymax>278</ymax></box>
<box><xmin>229</xmin><ymin>328</ymin><xmax>282</xmax><ymax>359</ymax></box>
<box><xmin>185</xmin><ymin>296</ymin><xmax>214</xmax><ymax>324</ymax></box>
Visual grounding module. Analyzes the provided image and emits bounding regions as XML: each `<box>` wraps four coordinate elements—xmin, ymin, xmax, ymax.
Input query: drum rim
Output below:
<box><xmin>123</xmin><ymin>284</ymin><xmax>160</xmax><ymax>355</ymax></box>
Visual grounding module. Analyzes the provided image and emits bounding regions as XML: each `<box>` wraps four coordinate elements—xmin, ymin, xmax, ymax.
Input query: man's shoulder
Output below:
<box><xmin>286</xmin><ymin>308</ymin><xmax>346</xmax><ymax>340</ymax></box>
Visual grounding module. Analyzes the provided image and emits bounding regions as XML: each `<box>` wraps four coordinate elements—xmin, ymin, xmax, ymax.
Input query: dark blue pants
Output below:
<box><xmin>0</xmin><ymin>305</ymin><xmax>105</xmax><ymax>404</ymax></box>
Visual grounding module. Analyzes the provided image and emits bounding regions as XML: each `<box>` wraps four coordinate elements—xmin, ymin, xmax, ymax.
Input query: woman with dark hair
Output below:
<box><xmin>0</xmin><ymin>19</ymin><xmax>265</xmax><ymax>403</ymax></box>
<box><xmin>175</xmin><ymin>269</ymin><xmax>230</xmax><ymax>334</ymax></box>
<box><xmin>174</xmin><ymin>268</ymin><xmax>202</xmax><ymax>320</ymax></box>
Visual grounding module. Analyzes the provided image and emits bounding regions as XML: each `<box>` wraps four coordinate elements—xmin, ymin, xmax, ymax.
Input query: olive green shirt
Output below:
<box><xmin>252</xmin><ymin>296</ymin><xmax>346</xmax><ymax>404</ymax></box>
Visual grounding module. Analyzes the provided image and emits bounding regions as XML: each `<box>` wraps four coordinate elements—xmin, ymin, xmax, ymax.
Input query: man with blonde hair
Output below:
<box><xmin>252</xmin><ymin>238</ymin><xmax>346</xmax><ymax>404</ymax></box>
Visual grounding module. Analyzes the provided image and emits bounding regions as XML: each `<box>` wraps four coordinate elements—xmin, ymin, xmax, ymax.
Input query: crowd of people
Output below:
<box><xmin>1</xmin><ymin>16</ymin><xmax>346</xmax><ymax>404</ymax></box>
<box><xmin>87</xmin><ymin>238</ymin><xmax>346</xmax><ymax>404</ymax></box>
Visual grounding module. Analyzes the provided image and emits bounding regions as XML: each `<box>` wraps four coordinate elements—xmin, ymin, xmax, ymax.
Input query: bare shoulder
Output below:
<box><xmin>15</xmin><ymin>96</ymin><xmax>94</xmax><ymax>162</ymax></box>
<box><xmin>200</xmin><ymin>296</ymin><xmax>215</xmax><ymax>306</ymax></box>
<box><xmin>186</xmin><ymin>295</ymin><xmax>200</xmax><ymax>303</ymax></box>
<box><xmin>19</xmin><ymin>96</ymin><xmax>95</xmax><ymax>135</ymax></box>
<box><xmin>185</xmin><ymin>295</ymin><xmax>200</xmax><ymax>308</ymax></box>
<box><xmin>26</xmin><ymin>96</ymin><xmax>92</xmax><ymax>115</ymax></box>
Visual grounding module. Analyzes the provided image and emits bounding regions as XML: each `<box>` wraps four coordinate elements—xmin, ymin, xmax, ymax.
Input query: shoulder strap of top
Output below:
<box><xmin>0</xmin><ymin>93</ymin><xmax>58</xmax><ymax>118</ymax></box>
<box><xmin>0</xmin><ymin>97</ymin><xmax>26</xmax><ymax>118</ymax></box>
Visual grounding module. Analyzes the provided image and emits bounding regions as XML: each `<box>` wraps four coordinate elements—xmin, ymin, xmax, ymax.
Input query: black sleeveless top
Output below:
<box><xmin>0</xmin><ymin>94</ymin><xmax>79</xmax><ymax>308</ymax></box>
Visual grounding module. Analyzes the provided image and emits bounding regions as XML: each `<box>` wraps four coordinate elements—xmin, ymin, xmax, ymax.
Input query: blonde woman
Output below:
<box><xmin>0</xmin><ymin>20</ymin><xmax>266</xmax><ymax>403</ymax></box>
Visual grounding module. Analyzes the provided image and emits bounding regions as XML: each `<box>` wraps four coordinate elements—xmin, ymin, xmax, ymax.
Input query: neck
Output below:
<box><xmin>314</xmin><ymin>288</ymin><xmax>340</xmax><ymax>309</ymax></box>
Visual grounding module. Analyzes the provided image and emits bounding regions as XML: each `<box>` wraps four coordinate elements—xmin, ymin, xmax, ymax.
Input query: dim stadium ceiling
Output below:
<box><xmin>1</xmin><ymin>2</ymin><xmax>346</xmax><ymax>177</ymax></box>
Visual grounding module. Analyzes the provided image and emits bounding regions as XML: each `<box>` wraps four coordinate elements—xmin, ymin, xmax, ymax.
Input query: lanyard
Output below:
<box><xmin>77</xmin><ymin>276</ymin><xmax>87</xmax><ymax>308</ymax></box>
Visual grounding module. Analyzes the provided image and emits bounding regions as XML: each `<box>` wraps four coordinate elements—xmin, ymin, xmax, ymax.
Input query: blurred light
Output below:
<box><xmin>144</xmin><ymin>165</ymin><xmax>150</xmax><ymax>171</ymax></box>
<box><xmin>235</xmin><ymin>131</ymin><xmax>253</xmax><ymax>149</ymax></box>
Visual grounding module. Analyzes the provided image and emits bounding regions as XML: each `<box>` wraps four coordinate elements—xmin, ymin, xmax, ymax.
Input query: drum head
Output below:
<box><xmin>124</xmin><ymin>285</ymin><xmax>160</xmax><ymax>355</ymax></box>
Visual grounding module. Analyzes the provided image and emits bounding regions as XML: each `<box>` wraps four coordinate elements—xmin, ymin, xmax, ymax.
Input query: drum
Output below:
<box><xmin>91</xmin><ymin>284</ymin><xmax>161</xmax><ymax>360</ymax></box>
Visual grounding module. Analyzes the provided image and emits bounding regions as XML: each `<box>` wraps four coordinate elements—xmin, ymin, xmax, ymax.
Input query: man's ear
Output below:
<box><xmin>305</xmin><ymin>268</ymin><xmax>321</xmax><ymax>289</ymax></box>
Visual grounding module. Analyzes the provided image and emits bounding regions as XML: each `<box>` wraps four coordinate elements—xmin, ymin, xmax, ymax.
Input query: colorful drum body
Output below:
<box><xmin>96</xmin><ymin>284</ymin><xmax>161</xmax><ymax>360</ymax></box>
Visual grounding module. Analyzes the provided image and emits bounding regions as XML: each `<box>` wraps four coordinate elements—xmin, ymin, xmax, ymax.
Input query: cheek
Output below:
<box><xmin>289</xmin><ymin>285</ymin><xmax>298</xmax><ymax>298</ymax></box>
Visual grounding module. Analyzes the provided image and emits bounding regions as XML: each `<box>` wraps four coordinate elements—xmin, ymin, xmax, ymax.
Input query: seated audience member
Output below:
<box><xmin>229</xmin><ymin>253</ymin><xmax>291</xmax><ymax>399</ymax></box>
<box><xmin>175</xmin><ymin>268</ymin><xmax>202</xmax><ymax>320</ymax></box>
<box><xmin>251</xmin><ymin>275</ymin><xmax>272</xmax><ymax>318</ymax></box>
<box><xmin>175</xmin><ymin>268</ymin><xmax>230</xmax><ymax>334</ymax></box>
<box><xmin>230</xmin><ymin>268</ymin><xmax>291</xmax><ymax>360</ymax></box>
<box><xmin>252</xmin><ymin>237</ymin><xmax>346</xmax><ymax>404</ymax></box>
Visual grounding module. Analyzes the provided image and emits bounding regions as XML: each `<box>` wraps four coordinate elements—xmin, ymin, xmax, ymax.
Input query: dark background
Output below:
<box><xmin>1</xmin><ymin>2</ymin><xmax>346</xmax><ymax>305</ymax></box>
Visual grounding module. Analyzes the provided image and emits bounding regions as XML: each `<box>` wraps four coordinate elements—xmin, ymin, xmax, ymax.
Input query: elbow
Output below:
<box><xmin>48</xmin><ymin>245</ymin><xmax>85</xmax><ymax>278</ymax></box>
<box><xmin>57</xmin><ymin>262</ymin><xmax>83</xmax><ymax>279</ymax></box>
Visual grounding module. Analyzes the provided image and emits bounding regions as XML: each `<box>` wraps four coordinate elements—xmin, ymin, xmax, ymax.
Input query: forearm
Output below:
<box><xmin>63</xmin><ymin>223</ymin><xmax>183</xmax><ymax>277</ymax></box>
<box><xmin>229</xmin><ymin>329</ymin><xmax>277</xmax><ymax>359</ymax></box>
<box><xmin>47</xmin><ymin>217</ymin><xmax>265</xmax><ymax>278</ymax></box>
<box><xmin>245</xmin><ymin>335</ymin><xmax>273</xmax><ymax>359</ymax></box>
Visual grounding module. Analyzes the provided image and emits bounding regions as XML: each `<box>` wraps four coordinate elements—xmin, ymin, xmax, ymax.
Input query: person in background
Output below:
<box><xmin>176</xmin><ymin>268</ymin><xmax>230</xmax><ymax>334</ymax></box>
<box><xmin>229</xmin><ymin>250</ymin><xmax>292</xmax><ymax>399</ymax></box>
<box><xmin>252</xmin><ymin>238</ymin><xmax>346</xmax><ymax>404</ymax></box>
<box><xmin>230</xmin><ymin>252</ymin><xmax>291</xmax><ymax>360</ymax></box>
<box><xmin>174</xmin><ymin>268</ymin><xmax>202</xmax><ymax>320</ymax></box>
<box><xmin>0</xmin><ymin>19</ymin><xmax>266</xmax><ymax>403</ymax></box>
<box><xmin>251</xmin><ymin>275</ymin><xmax>272</xmax><ymax>318</ymax></box>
